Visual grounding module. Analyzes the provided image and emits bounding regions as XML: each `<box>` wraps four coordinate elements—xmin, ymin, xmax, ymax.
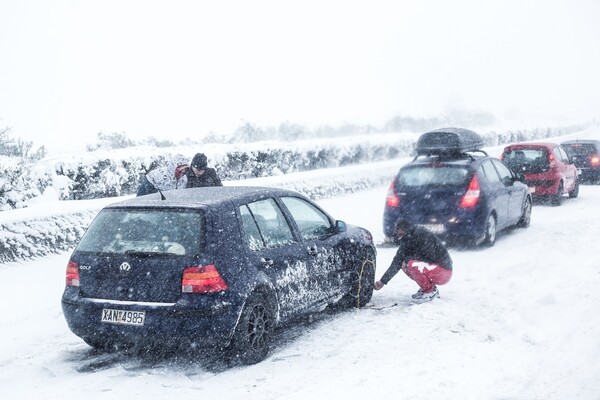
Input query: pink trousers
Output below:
<box><xmin>402</xmin><ymin>260</ymin><xmax>452</xmax><ymax>292</ymax></box>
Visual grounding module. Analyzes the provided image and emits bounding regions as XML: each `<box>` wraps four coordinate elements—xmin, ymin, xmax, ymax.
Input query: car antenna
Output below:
<box><xmin>141</xmin><ymin>163</ymin><xmax>166</xmax><ymax>201</ymax></box>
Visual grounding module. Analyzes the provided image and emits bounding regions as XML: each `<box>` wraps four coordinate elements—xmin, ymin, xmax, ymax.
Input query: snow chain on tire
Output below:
<box><xmin>354</xmin><ymin>256</ymin><xmax>375</xmax><ymax>308</ymax></box>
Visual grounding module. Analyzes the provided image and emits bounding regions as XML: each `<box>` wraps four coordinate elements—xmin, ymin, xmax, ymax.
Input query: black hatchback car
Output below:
<box><xmin>383</xmin><ymin>128</ymin><xmax>532</xmax><ymax>246</ymax></box>
<box><xmin>561</xmin><ymin>139</ymin><xmax>600</xmax><ymax>183</ymax></box>
<box><xmin>62</xmin><ymin>186</ymin><xmax>376</xmax><ymax>364</ymax></box>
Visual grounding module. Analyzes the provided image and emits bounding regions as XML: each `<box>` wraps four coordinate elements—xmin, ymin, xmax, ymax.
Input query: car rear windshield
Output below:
<box><xmin>398</xmin><ymin>165</ymin><xmax>469</xmax><ymax>187</ymax></box>
<box><xmin>503</xmin><ymin>148</ymin><xmax>549</xmax><ymax>173</ymax></box>
<box><xmin>76</xmin><ymin>208</ymin><xmax>203</xmax><ymax>256</ymax></box>
<box><xmin>562</xmin><ymin>143</ymin><xmax>598</xmax><ymax>156</ymax></box>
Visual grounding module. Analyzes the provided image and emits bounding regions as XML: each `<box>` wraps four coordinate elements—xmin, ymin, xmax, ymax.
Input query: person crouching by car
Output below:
<box><xmin>186</xmin><ymin>152</ymin><xmax>223</xmax><ymax>188</ymax></box>
<box><xmin>374</xmin><ymin>218</ymin><xmax>453</xmax><ymax>303</ymax></box>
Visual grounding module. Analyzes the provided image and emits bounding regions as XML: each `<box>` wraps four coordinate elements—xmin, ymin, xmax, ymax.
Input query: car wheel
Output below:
<box><xmin>551</xmin><ymin>181</ymin><xmax>564</xmax><ymax>206</ymax></box>
<box><xmin>230</xmin><ymin>293</ymin><xmax>274</xmax><ymax>365</ymax></box>
<box><xmin>341</xmin><ymin>250</ymin><xmax>376</xmax><ymax>308</ymax></box>
<box><xmin>517</xmin><ymin>197</ymin><xmax>532</xmax><ymax>228</ymax></box>
<box><xmin>568</xmin><ymin>179</ymin><xmax>579</xmax><ymax>198</ymax></box>
<box><xmin>481</xmin><ymin>214</ymin><xmax>497</xmax><ymax>247</ymax></box>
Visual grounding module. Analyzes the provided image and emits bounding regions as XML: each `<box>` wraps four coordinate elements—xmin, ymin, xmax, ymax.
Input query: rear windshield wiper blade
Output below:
<box><xmin>123</xmin><ymin>250</ymin><xmax>165</xmax><ymax>257</ymax></box>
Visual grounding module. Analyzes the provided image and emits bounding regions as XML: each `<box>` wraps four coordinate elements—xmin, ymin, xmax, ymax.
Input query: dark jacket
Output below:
<box><xmin>136</xmin><ymin>175</ymin><xmax>159</xmax><ymax>196</ymax></box>
<box><xmin>185</xmin><ymin>168</ymin><xmax>223</xmax><ymax>188</ymax></box>
<box><xmin>380</xmin><ymin>225</ymin><xmax>453</xmax><ymax>285</ymax></box>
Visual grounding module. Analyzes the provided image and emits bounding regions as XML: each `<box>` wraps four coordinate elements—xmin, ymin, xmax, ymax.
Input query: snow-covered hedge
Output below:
<box><xmin>0</xmin><ymin>209</ymin><xmax>98</xmax><ymax>263</ymax></box>
<box><xmin>0</xmin><ymin>125</ymin><xmax>579</xmax><ymax>207</ymax></box>
<box><xmin>0</xmin><ymin>121</ymin><xmax>591</xmax><ymax>264</ymax></box>
<box><xmin>0</xmin><ymin>159</ymin><xmax>400</xmax><ymax>264</ymax></box>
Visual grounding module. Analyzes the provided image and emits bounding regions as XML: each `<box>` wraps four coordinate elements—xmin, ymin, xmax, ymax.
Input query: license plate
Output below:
<box><xmin>101</xmin><ymin>308</ymin><xmax>145</xmax><ymax>326</ymax></box>
<box><xmin>418</xmin><ymin>224</ymin><xmax>446</xmax><ymax>234</ymax></box>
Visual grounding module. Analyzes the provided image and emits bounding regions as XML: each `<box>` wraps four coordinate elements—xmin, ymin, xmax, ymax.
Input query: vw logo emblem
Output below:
<box><xmin>119</xmin><ymin>262</ymin><xmax>132</xmax><ymax>273</ymax></box>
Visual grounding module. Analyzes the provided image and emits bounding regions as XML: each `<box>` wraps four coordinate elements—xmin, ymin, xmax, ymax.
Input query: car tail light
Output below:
<box><xmin>66</xmin><ymin>260</ymin><xmax>80</xmax><ymax>287</ymax></box>
<box><xmin>182</xmin><ymin>265</ymin><xmax>228</xmax><ymax>293</ymax></box>
<box><xmin>386</xmin><ymin>182</ymin><xmax>400</xmax><ymax>207</ymax></box>
<box><xmin>591</xmin><ymin>155</ymin><xmax>600</xmax><ymax>166</ymax></box>
<box><xmin>548</xmin><ymin>153</ymin><xmax>556</xmax><ymax>167</ymax></box>
<box><xmin>460</xmin><ymin>174</ymin><xmax>480</xmax><ymax>208</ymax></box>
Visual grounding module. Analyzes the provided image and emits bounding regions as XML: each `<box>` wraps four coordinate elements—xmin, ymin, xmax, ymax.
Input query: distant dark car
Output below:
<box><xmin>62</xmin><ymin>186</ymin><xmax>376</xmax><ymax>364</ymax></box>
<box><xmin>500</xmin><ymin>142</ymin><xmax>579</xmax><ymax>205</ymax></box>
<box><xmin>383</xmin><ymin>128</ymin><xmax>532</xmax><ymax>247</ymax></box>
<box><xmin>561</xmin><ymin>139</ymin><xmax>600</xmax><ymax>184</ymax></box>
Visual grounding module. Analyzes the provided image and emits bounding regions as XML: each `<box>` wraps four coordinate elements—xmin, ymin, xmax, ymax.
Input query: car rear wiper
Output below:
<box><xmin>123</xmin><ymin>250</ymin><xmax>166</xmax><ymax>257</ymax></box>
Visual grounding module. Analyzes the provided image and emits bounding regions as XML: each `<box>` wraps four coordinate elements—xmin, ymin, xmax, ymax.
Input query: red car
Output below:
<box><xmin>500</xmin><ymin>142</ymin><xmax>579</xmax><ymax>206</ymax></box>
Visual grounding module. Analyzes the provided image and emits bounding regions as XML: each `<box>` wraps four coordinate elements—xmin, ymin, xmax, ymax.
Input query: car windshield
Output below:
<box><xmin>76</xmin><ymin>208</ymin><xmax>203</xmax><ymax>256</ymax></box>
<box><xmin>562</xmin><ymin>143</ymin><xmax>597</xmax><ymax>156</ymax></box>
<box><xmin>503</xmin><ymin>148</ymin><xmax>548</xmax><ymax>173</ymax></box>
<box><xmin>398</xmin><ymin>165</ymin><xmax>469</xmax><ymax>187</ymax></box>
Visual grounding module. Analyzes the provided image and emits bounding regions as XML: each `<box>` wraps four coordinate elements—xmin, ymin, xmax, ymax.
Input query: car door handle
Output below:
<box><xmin>307</xmin><ymin>246</ymin><xmax>318</xmax><ymax>256</ymax></box>
<box><xmin>260</xmin><ymin>257</ymin><xmax>274</xmax><ymax>267</ymax></box>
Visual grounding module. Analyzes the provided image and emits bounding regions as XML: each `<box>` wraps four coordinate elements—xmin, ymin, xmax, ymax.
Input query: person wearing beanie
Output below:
<box><xmin>185</xmin><ymin>152</ymin><xmax>223</xmax><ymax>188</ymax></box>
<box><xmin>373</xmin><ymin>218</ymin><xmax>453</xmax><ymax>303</ymax></box>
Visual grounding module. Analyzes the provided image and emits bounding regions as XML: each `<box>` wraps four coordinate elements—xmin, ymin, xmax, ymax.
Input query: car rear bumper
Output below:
<box><xmin>577</xmin><ymin>167</ymin><xmax>600</xmax><ymax>181</ymax></box>
<box><xmin>61</xmin><ymin>292</ymin><xmax>237</xmax><ymax>349</ymax></box>
<box><xmin>383</xmin><ymin>206</ymin><xmax>486</xmax><ymax>241</ymax></box>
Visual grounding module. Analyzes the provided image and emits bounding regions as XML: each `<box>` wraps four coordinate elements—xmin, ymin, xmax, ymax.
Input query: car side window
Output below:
<box><xmin>239</xmin><ymin>205</ymin><xmax>265</xmax><ymax>251</ymax></box>
<box><xmin>479</xmin><ymin>160</ymin><xmax>501</xmax><ymax>182</ymax></box>
<box><xmin>491</xmin><ymin>159</ymin><xmax>514</xmax><ymax>184</ymax></box>
<box><xmin>244</xmin><ymin>198</ymin><xmax>296</xmax><ymax>249</ymax></box>
<box><xmin>553</xmin><ymin>147</ymin><xmax>564</xmax><ymax>162</ymax></box>
<box><xmin>558</xmin><ymin>147</ymin><xmax>570</xmax><ymax>162</ymax></box>
<box><xmin>281</xmin><ymin>196</ymin><xmax>332</xmax><ymax>240</ymax></box>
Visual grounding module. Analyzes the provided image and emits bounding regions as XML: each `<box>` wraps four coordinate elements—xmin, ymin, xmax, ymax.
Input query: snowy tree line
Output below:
<box><xmin>0</xmin><ymin>123</ymin><xmax>585</xmax><ymax>211</ymax></box>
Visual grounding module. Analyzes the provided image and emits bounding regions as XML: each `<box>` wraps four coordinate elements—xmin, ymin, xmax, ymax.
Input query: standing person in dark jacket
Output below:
<box><xmin>374</xmin><ymin>218</ymin><xmax>453</xmax><ymax>302</ymax></box>
<box><xmin>185</xmin><ymin>153</ymin><xmax>223</xmax><ymax>188</ymax></box>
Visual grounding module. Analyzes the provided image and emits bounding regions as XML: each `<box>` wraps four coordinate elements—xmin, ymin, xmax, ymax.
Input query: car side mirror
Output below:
<box><xmin>513</xmin><ymin>172</ymin><xmax>525</xmax><ymax>182</ymax></box>
<box><xmin>335</xmin><ymin>220</ymin><xmax>347</xmax><ymax>233</ymax></box>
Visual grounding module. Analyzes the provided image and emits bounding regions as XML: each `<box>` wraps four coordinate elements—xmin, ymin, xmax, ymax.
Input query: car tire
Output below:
<box><xmin>568</xmin><ymin>179</ymin><xmax>579</xmax><ymax>198</ymax></box>
<box><xmin>340</xmin><ymin>250</ymin><xmax>376</xmax><ymax>308</ymax></box>
<box><xmin>481</xmin><ymin>214</ymin><xmax>497</xmax><ymax>247</ymax></box>
<box><xmin>517</xmin><ymin>197</ymin><xmax>532</xmax><ymax>228</ymax></box>
<box><xmin>551</xmin><ymin>181</ymin><xmax>564</xmax><ymax>206</ymax></box>
<box><xmin>229</xmin><ymin>293</ymin><xmax>274</xmax><ymax>365</ymax></box>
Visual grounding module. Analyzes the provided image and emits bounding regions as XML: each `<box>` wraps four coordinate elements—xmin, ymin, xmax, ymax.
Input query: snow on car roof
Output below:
<box><xmin>105</xmin><ymin>186</ymin><xmax>302</xmax><ymax>209</ymax></box>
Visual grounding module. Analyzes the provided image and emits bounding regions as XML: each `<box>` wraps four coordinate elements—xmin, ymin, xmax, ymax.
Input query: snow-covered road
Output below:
<box><xmin>1</xmin><ymin>182</ymin><xmax>600</xmax><ymax>400</ymax></box>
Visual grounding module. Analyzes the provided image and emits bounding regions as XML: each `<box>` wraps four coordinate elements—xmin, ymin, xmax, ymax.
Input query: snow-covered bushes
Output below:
<box><xmin>0</xmin><ymin>156</ymin><xmax>42</xmax><ymax>211</ymax></box>
<box><xmin>0</xmin><ymin>124</ymin><xmax>586</xmax><ymax>209</ymax></box>
<box><xmin>0</xmin><ymin>209</ymin><xmax>98</xmax><ymax>263</ymax></box>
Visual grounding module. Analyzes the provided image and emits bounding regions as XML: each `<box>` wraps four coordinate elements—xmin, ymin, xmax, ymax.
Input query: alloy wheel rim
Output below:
<box><xmin>247</xmin><ymin>304</ymin><xmax>268</xmax><ymax>350</ymax></box>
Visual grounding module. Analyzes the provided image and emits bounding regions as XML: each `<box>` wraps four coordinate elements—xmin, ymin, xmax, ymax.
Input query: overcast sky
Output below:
<box><xmin>1</xmin><ymin>0</ymin><xmax>599</xmax><ymax>155</ymax></box>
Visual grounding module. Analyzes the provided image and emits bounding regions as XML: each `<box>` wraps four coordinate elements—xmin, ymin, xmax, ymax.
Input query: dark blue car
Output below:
<box><xmin>62</xmin><ymin>186</ymin><xmax>376</xmax><ymax>364</ymax></box>
<box><xmin>383</xmin><ymin>128</ymin><xmax>532</xmax><ymax>246</ymax></box>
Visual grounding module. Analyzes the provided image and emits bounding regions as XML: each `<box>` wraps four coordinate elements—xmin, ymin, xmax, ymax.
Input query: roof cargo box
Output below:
<box><xmin>416</xmin><ymin>127</ymin><xmax>484</xmax><ymax>155</ymax></box>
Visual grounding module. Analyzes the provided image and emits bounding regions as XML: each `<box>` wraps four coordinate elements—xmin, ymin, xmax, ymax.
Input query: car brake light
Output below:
<box><xmin>66</xmin><ymin>260</ymin><xmax>80</xmax><ymax>287</ymax></box>
<box><xmin>182</xmin><ymin>265</ymin><xmax>228</xmax><ymax>293</ymax></box>
<box><xmin>386</xmin><ymin>182</ymin><xmax>400</xmax><ymax>207</ymax></box>
<box><xmin>460</xmin><ymin>175</ymin><xmax>480</xmax><ymax>208</ymax></box>
<box><xmin>548</xmin><ymin>153</ymin><xmax>556</xmax><ymax>167</ymax></box>
<box><xmin>591</xmin><ymin>156</ymin><xmax>600</xmax><ymax>166</ymax></box>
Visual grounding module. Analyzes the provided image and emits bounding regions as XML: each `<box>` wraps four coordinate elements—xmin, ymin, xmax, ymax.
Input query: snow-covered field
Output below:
<box><xmin>1</xmin><ymin>180</ymin><xmax>600</xmax><ymax>399</ymax></box>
